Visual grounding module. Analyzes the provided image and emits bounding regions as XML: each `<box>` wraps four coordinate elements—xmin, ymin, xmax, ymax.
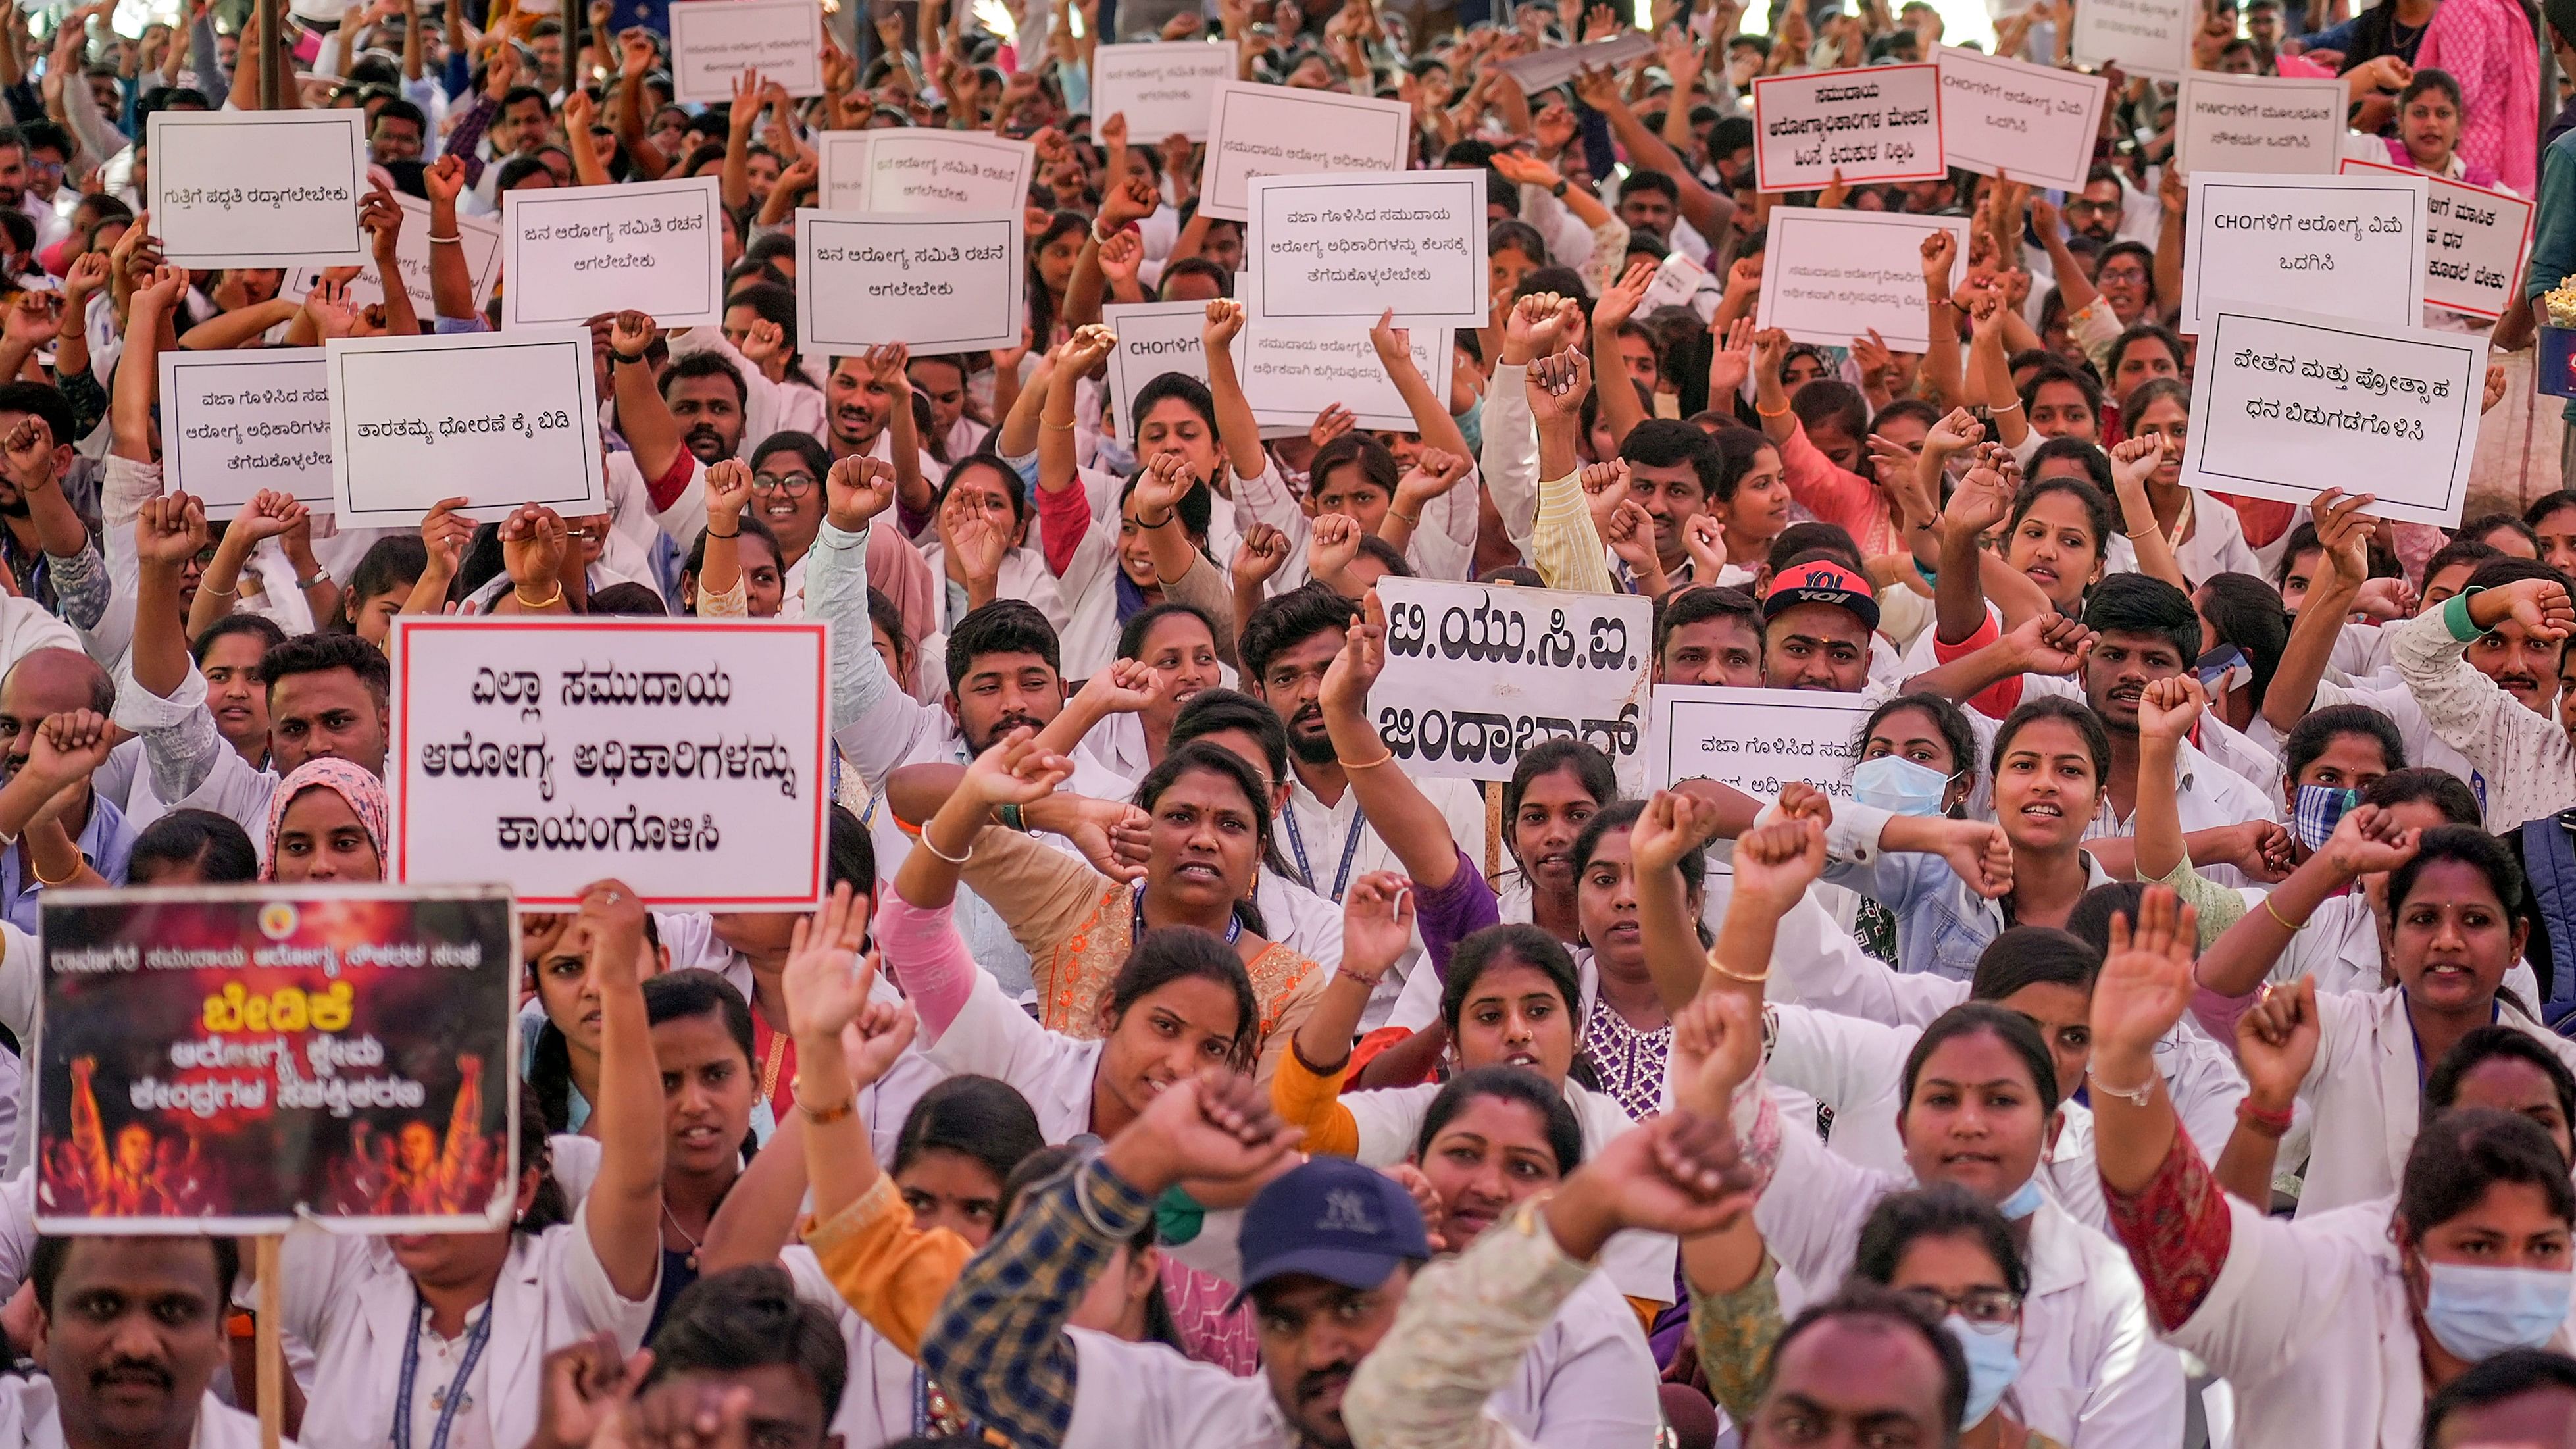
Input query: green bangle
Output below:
<box><xmin>2442</xmin><ymin>587</ymin><xmax>2484</xmax><ymax>644</ymax></box>
<box><xmin>998</xmin><ymin>801</ymin><xmax>1028</xmax><ymax>832</ymax></box>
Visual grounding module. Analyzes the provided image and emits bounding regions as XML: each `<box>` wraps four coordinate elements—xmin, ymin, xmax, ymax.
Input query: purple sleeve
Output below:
<box><xmin>1415</xmin><ymin>849</ymin><xmax>1502</xmax><ymax>982</ymax></box>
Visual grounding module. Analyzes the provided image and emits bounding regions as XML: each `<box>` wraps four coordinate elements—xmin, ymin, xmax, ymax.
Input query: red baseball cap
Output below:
<box><xmin>1763</xmin><ymin>560</ymin><xmax>1880</xmax><ymax>631</ymax></box>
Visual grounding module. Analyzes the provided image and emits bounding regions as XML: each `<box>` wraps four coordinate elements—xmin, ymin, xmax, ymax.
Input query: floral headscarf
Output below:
<box><xmin>261</xmin><ymin>758</ymin><xmax>390</xmax><ymax>880</ymax></box>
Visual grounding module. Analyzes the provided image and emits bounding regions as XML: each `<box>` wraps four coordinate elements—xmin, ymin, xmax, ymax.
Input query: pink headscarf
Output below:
<box><xmin>261</xmin><ymin>759</ymin><xmax>390</xmax><ymax>880</ymax></box>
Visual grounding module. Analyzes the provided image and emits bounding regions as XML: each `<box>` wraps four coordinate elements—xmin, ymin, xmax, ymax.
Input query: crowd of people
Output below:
<box><xmin>0</xmin><ymin>0</ymin><xmax>2562</xmax><ymax>1442</ymax></box>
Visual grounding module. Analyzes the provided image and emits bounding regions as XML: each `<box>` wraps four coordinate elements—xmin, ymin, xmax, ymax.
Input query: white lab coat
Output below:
<box><xmin>2170</xmin><ymin>1192</ymin><xmax>2575</xmax><ymax>1448</ymax></box>
<box><xmin>921</xmin><ymin>965</ymin><xmax>1104</xmax><ymax>1145</ymax></box>
<box><xmin>2295</xmin><ymin>988</ymin><xmax>2576</xmax><ymax>1216</ymax></box>
<box><xmin>278</xmin><ymin>1206</ymin><xmax>657</xmax><ymax>1449</ymax></box>
<box><xmin>1754</xmin><ymin>1121</ymin><xmax>2188</xmax><ymax>1448</ymax></box>
<box><xmin>0</xmin><ymin>1380</ymin><xmax>286</xmax><ymax>1449</ymax></box>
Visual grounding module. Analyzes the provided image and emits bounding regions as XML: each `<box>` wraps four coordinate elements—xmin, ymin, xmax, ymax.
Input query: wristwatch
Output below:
<box><xmin>1550</xmin><ymin>178</ymin><xmax>1570</xmax><ymax>199</ymax></box>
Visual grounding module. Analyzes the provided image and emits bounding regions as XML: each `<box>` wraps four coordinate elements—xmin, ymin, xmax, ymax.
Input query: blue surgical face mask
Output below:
<box><xmin>1996</xmin><ymin>1177</ymin><xmax>2046</xmax><ymax>1221</ymax></box>
<box><xmin>1852</xmin><ymin>753</ymin><xmax>1953</xmax><ymax>817</ymax></box>
<box><xmin>2420</xmin><ymin>1259</ymin><xmax>2574</xmax><ymax>1361</ymax></box>
<box><xmin>1944</xmin><ymin>1313</ymin><xmax>2023</xmax><ymax>1429</ymax></box>
<box><xmin>2292</xmin><ymin>784</ymin><xmax>2361</xmax><ymax>853</ymax></box>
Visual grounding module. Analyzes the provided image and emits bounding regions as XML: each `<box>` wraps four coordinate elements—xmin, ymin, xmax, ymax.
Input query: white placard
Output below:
<box><xmin>1369</xmin><ymin>577</ymin><xmax>1655</xmax><ymax>793</ymax></box>
<box><xmin>502</xmin><ymin>175</ymin><xmax>726</xmax><ymax>329</ymax></box>
<box><xmin>1754</xmin><ymin>207</ymin><xmax>1969</xmax><ymax>353</ymax></box>
<box><xmin>665</xmin><ymin>0</ymin><xmax>824</xmax><ymax>105</ymax></box>
<box><xmin>282</xmin><ymin>193</ymin><xmax>503</xmax><ymax>318</ymax></box>
<box><xmin>1751</xmin><ymin>64</ymin><xmax>1946</xmax><ymax>194</ymax></box>
<box><xmin>2176</xmin><ymin>72</ymin><xmax>2346</xmax><ymax>176</ymax></box>
<box><xmin>157</xmin><ymin>350</ymin><xmax>334</xmax><ymax>520</ymax></box>
<box><xmin>1240</xmin><ymin>317</ymin><xmax>1454</xmax><ymax>433</ymax></box>
<box><xmin>796</xmin><ymin>209</ymin><xmax>1025</xmax><ymax>353</ymax></box>
<box><xmin>1090</xmin><ymin>41</ymin><xmax>1239</xmax><ymax>141</ymax></box>
<box><xmin>1196</xmin><ymin>82</ymin><xmax>1413</xmax><ymax>223</ymax></box>
<box><xmin>325</xmin><ymin>328</ymin><xmax>608</xmax><ymax>528</ymax></box>
<box><xmin>1934</xmin><ymin>46</ymin><xmax>2109</xmax><ymax>191</ymax></box>
<box><xmin>2071</xmin><ymin>0</ymin><xmax>2190</xmax><ymax>78</ymax></box>
<box><xmin>1644</xmin><ymin>684</ymin><xmax>1875</xmax><ymax>803</ymax></box>
<box><xmin>2180</xmin><ymin>303</ymin><xmax>2485</xmax><ymax>529</ymax></box>
<box><xmin>388</xmin><ymin>616</ymin><xmax>830</xmax><ymax>910</ymax></box>
<box><xmin>1640</xmin><ymin>249</ymin><xmax>1723</xmax><ymax>323</ymax></box>
<box><xmin>1493</xmin><ymin>32</ymin><xmax>1656</xmax><ymax>94</ymax></box>
<box><xmin>2342</xmin><ymin>159</ymin><xmax>2536</xmax><ymax>321</ymax></box>
<box><xmin>1101</xmin><ymin>301</ymin><xmax>1213</xmax><ymax>432</ymax></box>
<box><xmin>1245</xmin><ymin>172</ymin><xmax>1486</xmax><ymax>329</ymax></box>
<box><xmin>826</xmin><ymin>130</ymin><xmax>1037</xmax><ymax>213</ymax></box>
<box><xmin>147</xmin><ymin>111</ymin><xmax>368</xmax><ymax>268</ymax></box>
<box><xmin>2180</xmin><ymin>171</ymin><xmax>2425</xmax><ymax>334</ymax></box>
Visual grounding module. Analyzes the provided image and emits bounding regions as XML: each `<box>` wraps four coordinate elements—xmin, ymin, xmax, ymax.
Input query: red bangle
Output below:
<box><xmin>2236</xmin><ymin>1099</ymin><xmax>2294</xmax><ymax>1140</ymax></box>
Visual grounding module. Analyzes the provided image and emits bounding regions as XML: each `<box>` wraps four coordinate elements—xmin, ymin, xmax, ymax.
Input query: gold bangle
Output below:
<box><xmin>793</xmin><ymin>1086</ymin><xmax>856</xmax><ymax>1125</ymax></box>
<box><xmin>1707</xmin><ymin>949</ymin><xmax>1769</xmax><ymax>984</ymax></box>
<box><xmin>1341</xmin><ymin>748</ymin><xmax>1397</xmax><ymax>771</ymax></box>
<box><xmin>2262</xmin><ymin>896</ymin><xmax>2306</xmax><ymax>932</ymax></box>
<box><xmin>1043</xmin><ymin>415</ymin><xmax>1077</xmax><ymax>430</ymax></box>
<box><xmin>1390</xmin><ymin>509</ymin><xmax>1420</xmax><ymax>526</ymax></box>
<box><xmin>30</xmin><ymin>855</ymin><xmax>80</xmax><ymax>888</ymax></box>
<box><xmin>513</xmin><ymin>583</ymin><xmax>565</xmax><ymax>609</ymax></box>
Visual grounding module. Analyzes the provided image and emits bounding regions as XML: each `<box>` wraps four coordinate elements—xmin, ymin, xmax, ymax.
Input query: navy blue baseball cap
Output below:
<box><xmin>1232</xmin><ymin>1159</ymin><xmax>1430</xmax><ymax>1306</ymax></box>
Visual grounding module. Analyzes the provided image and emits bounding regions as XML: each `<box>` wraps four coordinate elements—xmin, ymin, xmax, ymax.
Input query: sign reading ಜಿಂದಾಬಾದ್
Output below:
<box><xmin>1367</xmin><ymin>578</ymin><xmax>1655</xmax><ymax>794</ymax></box>
<box><xmin>34</xmin><ymin>883</ymin><xmax>517</xmax><ymax>1234</ymax></box>
<box><xmin>1752</xmin><ymin>63</ymin><xmax>1946</xmax><ymax>194</ymax></box>
<box><xmin>388</xmin><ymin>615</ymin><xmax>832</xmax><ymax>911</ymax></box>
<box><xmin>2179</xmin><ymin>170</ymin><xmax>2427</xmax><ymax>334</ymax></box>
<box><xmin>2179</xmin><ymin>301</ymin><xmax>2485</xmax><ymax>530</ymax></box>
<box><xmin>157</xmin><ymin>350</ymin><xmax>335</xmax><ymax>521</ymax></box>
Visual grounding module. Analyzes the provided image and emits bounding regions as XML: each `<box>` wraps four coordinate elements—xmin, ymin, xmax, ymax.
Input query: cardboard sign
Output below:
<box><xmin>1934</xmin><ymin>45</ymin><xmax>2109</xmax><ymax>191</ymax></box>
<box><xmin>1090</xmin><ymin>41</ymin><xmax>1240</xmax><ymax>140</ymax></box>
<box><xmin>797</xmin><ymin>209</ymin><xmax>1026</xmax><ymax>353</ymax></box>
<box><xmin>148</xmin><ymin>111</ymin><xmax>368</xmax><ymax>268</ymax></box>
<box><xmin>388</xmin><ymin>617</ymin><xmax>831</xmax><ymax>909</ymax></box>
<box><xmin>1492</xmin><ymin>31</ymin><xmax>1656</xmax><ymax>93</ymax></box>
<box><xmin>34</xmin><ymin>884</ymin><xmax>517</xmax><ymax>1233</ymax></box>
<box><xmin>2181</xmin><ymin>303</ymin><xmax>2485</xmax><ymax>528</ymax></box>
<box><xmin>2342</xmin><ymin>158</ymin><xmax>2535</xmax><ymax>321</ymax></box>
<box><xmin>282</xmin><ymin>193</ymin><xmax>503</xmax><ymax>319</ymax></box>
<box><xmin>1245</xmin><ymin>172</ymin><xmax>1487</xmax><ymax>329</ymax></box>
<box><xmin>2180</xmin><ymin>170</ymin><xmax>2426</xmax><ymax>333</ymax></box>
<box><xmin>1196</xmin><ymin>82</ymin><xmax>1413</xmax><ymax>222</ymax></box>
<box><xmin>157</xmin><ymin>350</ymin><xmax>334</xmax><ymax>521</ymax></box>
<box><xmin>1240</xmin><ymin>317</ymin><xmax>1454</xmax><ymax>432</ymax></box>
<box><xmin>1753</xmin><ymin>207</ymin><xmax>1969</xmax><ymax>353</ymax></box>
<box><xmin>1369</xmin><ymin>578</ymin><xmax>1655</xmax><ymax>792</ymax></box>
<box><xmin>665</xmin><ymin>0</ymin><xmax>824</xmax><ymax>104</ymax></box>
<box><xmin>1101</xmin><ymin>300</ymin><xmax>1213</xmax><ymax>433</ymax></box>
<box><xmin>2070</xmin><ymin>0</ymin><xmax>2190</xmax><ymax>78</ymax></box>
<box><xmin>1752</xmin><ymin>64</ymin><xmax>1946</xmax><ymax>193</ymax></box>
<box><xmin>1644</xmin><ymin>684</ymin><xmax>1875</xmax><ymax>801</ymax></box>
<box><xmin>326</xmin><ymin>328</ymin><xmax>608</xmax><ymax>528</ymax></box>
<box><xmin>503</xmin><ymin>175</ymin><xmax>726</xmax><ymax>329</ymax></box>
<box><xmin>825</xmin><ymin>130</ymin><xmax>1037</xmax><ymax>213</ymax></box>
<box><xmin>2176</xmin><ymin>72</ymin><xmax>2346</xmax><ymax>176</ymax></box>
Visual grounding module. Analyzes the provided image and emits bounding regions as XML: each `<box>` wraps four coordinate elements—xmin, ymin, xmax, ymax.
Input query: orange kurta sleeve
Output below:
<box><xmin>1269</xmin><ymin>1038</ymin><xmax>1362</xmax><ymax>1157</ymax></box>
<box><xmin>802</xmin><ymin>1172</ymin><xmax>974</xmax><ymax>1361</ymax></box>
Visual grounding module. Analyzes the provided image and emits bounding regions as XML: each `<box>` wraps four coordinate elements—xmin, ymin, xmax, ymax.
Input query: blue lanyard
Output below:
<box><xmin>1134</xmin><ymin>882</ymin><xmax>1241</xmax><ymax>944</ymax></box>
<box><xmin>394</xmin><ymin>1290</ymin><xmax>495</xmax><ymax>1449</ymax></box>
<box><xmin>1282</xmin><ymin>803</ymin><xmax>1366</xmax><ymax>903</ymax></box>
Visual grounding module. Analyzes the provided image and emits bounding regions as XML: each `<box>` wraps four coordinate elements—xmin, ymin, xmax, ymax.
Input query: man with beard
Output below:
<box><xmin>1237</xmin><ymin>583</ymin><xmax>1485</xmax><ymax>1029</ymax></box>
<box><xmin>660</xmin><ymin>354</ymin><xmax>749</xmax><ymax>467</ymax></box>
<box><xmin>0</xmin><ymin>1235</ymin><xmax>268</xmax><ymax>1449</ymax></box>
<box><xmin>821</xmin><ymin>346</ymin><xmax>939</xmax><ymax>534</ymax></box>
<box><xmin>0</xmin><ymin>388</ymin><xmax>107</xmax><ymax>622</ymax></box>
<box><xmin>2017</xmin><ymin>573</ymin><xmax>2279</xmax><ymax>860</ymax></box>
<box><xmin>0</xmin><ymin>130</ymin><xmax>61</xmax><ymax>252</ymax></box>
<box><xmin>2383</xmin><ymin>563</ymin><xmax>2576</xmax><ymax>833</ymax></box>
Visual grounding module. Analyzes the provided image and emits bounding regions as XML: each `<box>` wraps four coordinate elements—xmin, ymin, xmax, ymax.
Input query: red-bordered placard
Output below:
<box><xmin>2340</xmin><ymin>157</ymin><xmax>2535</xmax><ymax>322</ymax></box>
<box><xmin>389</xmin><ymin>615</ymin><xmax>831</xmax><ymax>910</ymax></box>
<box><xmin>1752</xmin><ymin>63</ymin><xmax>1947</xmax><ymax>195</ymax></box>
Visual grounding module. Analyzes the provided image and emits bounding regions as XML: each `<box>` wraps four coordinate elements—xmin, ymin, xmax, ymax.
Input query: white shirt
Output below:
<box><xmin>1281</xmin><ymin>771</ymin><xmax>1488</xmax><ymax>1030</ymax></box>
<box><xmin>1755</xmin><ymin>1125</ymin><xmax>2187</xmax><ymax>1449</ymax></box>
<box><xmin>1339</xmin><ymin>1077</ymin><xmax>1677</xmax><ymax>1306</ymax></box>
<box><xmin>278</xmin><ymin>1206</ymin><xmax>656</xmax><ymax>1449</ymax></box>
<box><xmin>2170</xmin><ymin>1193</ymin><xmax>2569</xmax><ymax>1449</ymax></box>
<box><xmin>921</xmin><ymin>965</ymin><xmax>1104</xmax><ymax>1144</ymax></box>
<box><xmin>2294</xmin><ymin>988</ymin><xmax>2576</xmax><ymax>1216</ymax></box>
<box><xmin>0</xmin><ymin>1381</ymin><xmax>285</xmax><ymax>1449</ymax></box>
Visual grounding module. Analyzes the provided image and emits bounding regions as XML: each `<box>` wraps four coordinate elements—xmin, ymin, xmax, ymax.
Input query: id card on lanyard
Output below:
<box><xmin>1283</xmin><ymin>804</ymin><xmax>1366</xmax><ymax>903</ymax></box>
<box><xmin>394</xmin><ymin>1290</ymin><xmax>495</xmax><ymax>1449</ymax></box>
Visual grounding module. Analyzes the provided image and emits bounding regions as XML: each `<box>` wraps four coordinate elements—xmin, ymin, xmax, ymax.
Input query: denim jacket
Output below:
<box><xmin>1821</xmin><ymin>801</ymin><xmax>2112</xmax><ymax>980</ymax></box>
